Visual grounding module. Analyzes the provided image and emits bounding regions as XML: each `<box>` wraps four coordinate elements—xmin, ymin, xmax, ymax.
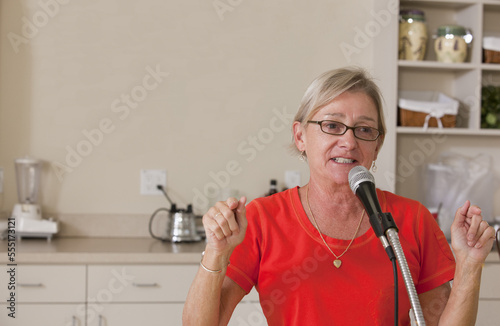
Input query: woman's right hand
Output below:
<box><xmin>202</xmin><ymin>196</ymin><xmax>248</xmax><ymax>255</ymax></box>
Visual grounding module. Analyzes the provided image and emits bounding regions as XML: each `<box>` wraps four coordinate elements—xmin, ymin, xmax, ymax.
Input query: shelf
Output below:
<box><xmin>399</xmin><ymin>60</ymin><xmax>476</xmax><ymax>70</ymax></box>
<box><xmin>396</xmin><ymin>126</ymin><xmax>500</xmax><ymax>136</ymax></box>
<box><xmin>403</xmin><ymin>0</ymin><xmax>500</xmax><ymax>8</ymax></box>
<box><xmin>483</xmin><ymin>1</ymin><xmax>500</xmax><ymax>7</ymax></box>
<box><xmin>401</xmin><ymin>0</ymin><xmax>475</xmax><ymax>9</ymax></box>
<box><xmin>481</xmin><ymin>64</ymin><xmax>500</xmax><ymax>71</ymax></box>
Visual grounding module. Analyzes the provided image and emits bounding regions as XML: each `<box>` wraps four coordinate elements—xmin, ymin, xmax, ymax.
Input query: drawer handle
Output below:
<box><xmin>18</xmin><ymin>283</ymin><xmax>43</xmax><ymax>287</ymax></box>
<box><xmin>132</xmin><ymin>282</ymin><xmax>159</xmax><ymax>287</ymax></box>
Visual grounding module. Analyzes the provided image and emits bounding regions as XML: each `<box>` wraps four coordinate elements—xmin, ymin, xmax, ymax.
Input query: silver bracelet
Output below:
<box><xmin>200</xmin><ymin>251</ymin><xmax>225</xmax><ymax>274</ymax></box>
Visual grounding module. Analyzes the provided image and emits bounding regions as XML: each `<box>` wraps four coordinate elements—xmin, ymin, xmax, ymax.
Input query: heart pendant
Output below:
<box><xmin>333</xmin><ymin>259</ymin><xmax>342</xmax><ymax>268</ymax></box>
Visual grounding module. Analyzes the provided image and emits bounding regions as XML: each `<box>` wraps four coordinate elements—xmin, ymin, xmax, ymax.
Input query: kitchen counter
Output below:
<box><xmin>0</xmin><ymin>237</ymin><xmax>207</xmax><ymax>264</ymax></box>
<box><xmin>0</xmin><ymin>237</ymin><xmax>498</xmax><ymax>265</ymax></box>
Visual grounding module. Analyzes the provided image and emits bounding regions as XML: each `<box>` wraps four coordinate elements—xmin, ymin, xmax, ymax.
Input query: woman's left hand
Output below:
<box><xmin>450</xmin><ymin>200</ymin><xmax>496</xmax><ymax>265</ymax></box>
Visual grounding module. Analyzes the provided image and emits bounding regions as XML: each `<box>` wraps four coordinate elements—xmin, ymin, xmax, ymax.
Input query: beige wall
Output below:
<box><xmin>0</xmin><ymin>0</ymin><xmax>379</xmax><ymax>216</ymax></box>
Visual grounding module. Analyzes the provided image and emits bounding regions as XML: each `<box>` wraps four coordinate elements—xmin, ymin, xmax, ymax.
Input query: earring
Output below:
<box><xmin>371</xmin><ymin>161</ymin><xmax>377</xmax><ymax>173</ymax></box>
<box><xmin>299</xmin><ymin>151</ymin><xmax>306</xmax><ymax>161</ymax></box>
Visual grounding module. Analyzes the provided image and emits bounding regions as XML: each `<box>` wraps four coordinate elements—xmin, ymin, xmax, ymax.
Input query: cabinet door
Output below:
<box><xmin>86</xmin><ymin>303</ymin><xmax>184</xmax><ymax>326</ymax></box>
<box><xmin>0</xmin><ymin>303</ymin><xmax>85</xmax><ymax>326</ymax></box>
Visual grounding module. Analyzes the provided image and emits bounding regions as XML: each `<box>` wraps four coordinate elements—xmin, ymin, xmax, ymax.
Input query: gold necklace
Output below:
<box><xmin>306</xmin><ymin>185</ymin><xmax>365</xmax><ymax>268</ymax></box>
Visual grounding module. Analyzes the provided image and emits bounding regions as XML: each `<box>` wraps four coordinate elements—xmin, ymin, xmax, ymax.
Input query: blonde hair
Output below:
<box><xmin>292</xmin><ymin>66</ymin><xmax>386</xmax><ymax>155</ymax></box>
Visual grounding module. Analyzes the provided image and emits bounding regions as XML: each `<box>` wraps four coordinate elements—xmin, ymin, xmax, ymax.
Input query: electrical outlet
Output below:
<box><xmin>285</xmin><ymin>170</ymin><xmax>301</xmax><ymax>189</ymax></box>
<box><xmin>140</xmin><ymin>169</ymin><xmax>167</xmax><ymax>195</ymax></box>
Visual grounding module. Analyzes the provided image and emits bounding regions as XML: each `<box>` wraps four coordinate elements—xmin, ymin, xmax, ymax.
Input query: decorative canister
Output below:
<box><xmin>399</xmin><ymin>9</ymin><xmax>428</xmax><ymax>60</ymax></box>
<box><xmin>434</xmin><ymin>25</ymin><xmax>473</xmax><ymax>63</ymax></box>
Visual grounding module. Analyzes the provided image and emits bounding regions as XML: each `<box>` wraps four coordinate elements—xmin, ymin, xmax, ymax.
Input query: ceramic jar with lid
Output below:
<box><xmin>434</xmin><ymin>25</ymin><xmax>473</xmax><ymax>63</ymax></box>
<box><xmin>399</xmin><ymin>9</ymin><xmax>428</xmax><ymax>60</ymax></box>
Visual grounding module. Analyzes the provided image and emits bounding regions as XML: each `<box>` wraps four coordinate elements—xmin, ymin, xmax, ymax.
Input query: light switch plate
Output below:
<box><xmin>140</xmin><ymin>169</ymin><xmax>167</xmax><ymax>195</ymax></box>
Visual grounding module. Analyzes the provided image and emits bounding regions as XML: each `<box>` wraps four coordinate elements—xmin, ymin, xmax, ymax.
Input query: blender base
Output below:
<box><xmin>16</xmin><ymin>217</ymin><xmax>58</xmax><ymax>241</ymax></box>
<box><xmin>12</xmin><ymin>204</ymin><xmax>59</xmax><ymax>241</ymax></box>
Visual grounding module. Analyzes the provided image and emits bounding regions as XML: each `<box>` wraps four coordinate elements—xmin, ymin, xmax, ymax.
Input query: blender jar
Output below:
<box><xmin>15</xmin><ymin>157</ymin><xmax>42</xmax><ymax>204</ymax></box>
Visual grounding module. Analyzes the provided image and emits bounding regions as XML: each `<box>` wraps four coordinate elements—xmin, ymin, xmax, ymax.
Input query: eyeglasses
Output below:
<box><xmin>307</xmin><ymin>120</ymin><xmax>381</xmax><ymax>141</ymax></box>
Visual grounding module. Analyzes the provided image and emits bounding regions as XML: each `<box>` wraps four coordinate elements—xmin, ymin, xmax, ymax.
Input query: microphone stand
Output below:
<box><xmin>380</xmin><ymin>213</ymin><xmax>426</xmax><ymax>326</ymax></box>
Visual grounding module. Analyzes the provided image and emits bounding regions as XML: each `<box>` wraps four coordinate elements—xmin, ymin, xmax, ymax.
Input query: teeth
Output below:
<box><xmin>333</xmin><ymin>157</ymin><xmax>355</xmax><ymax>163</ymax></box>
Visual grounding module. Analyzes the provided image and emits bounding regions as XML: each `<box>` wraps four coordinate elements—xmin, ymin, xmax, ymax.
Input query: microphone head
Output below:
<box><xmin>348</xmin><ymin>166</ymin><xmax>375</xmax><ymax>194</ymax></box>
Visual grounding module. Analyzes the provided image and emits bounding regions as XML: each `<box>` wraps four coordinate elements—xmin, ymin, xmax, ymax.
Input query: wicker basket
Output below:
<box><xmin>483</xmin><ymin>37</ymin><xmax>500</xmax><ymax>63</ymax></box>
<box><xmin>398</xmin><ymin>108</ymin><xmax>456</xmax><ymax>127</ymax></box>
<box><xmin>398</xmin><ymin>91</ymin><xmax>458</xmax><ymax>128</ymax></box>
<box><xmin>484</xmin><ymin>49</ymin><xmax>500</xmax><ymax>63</ymax></box>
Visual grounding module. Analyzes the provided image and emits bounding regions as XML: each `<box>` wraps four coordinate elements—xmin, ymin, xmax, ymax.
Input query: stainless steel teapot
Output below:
<box><xmin>148</xmin><ymin>185</ymin><xmax>202</xmax><ymax>242</ymax></box>
<box><xmin>149</xmin><ymin>204</ymin><xmax>202</xmax><ymax>242</ymax></box>
<box><xmin>167</xmin><ymin>205</ymin><xmax>201</xmax><ymax>242</ymax></box>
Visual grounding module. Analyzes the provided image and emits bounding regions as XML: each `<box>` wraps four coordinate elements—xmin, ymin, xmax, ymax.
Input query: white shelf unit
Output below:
<box><xmin>398</xmin><ymin>0</ymin><xmax>500</xmax><ymax>134</ymax></box>
<box><xmin>393</xmin><ymin>0</ymin><xmax>500</xmax><ymax>216</ymax></box>
<box><xmin>387</xmin><ymin>2</ymin><xmax>500</xmax><ymax>324</ymax></box>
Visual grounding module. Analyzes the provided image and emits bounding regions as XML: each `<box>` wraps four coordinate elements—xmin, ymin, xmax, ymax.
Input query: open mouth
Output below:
<box><xmin>332</xmin><ymin>157</ymin><xmax>356</xmax><ymax>164</ymax></box>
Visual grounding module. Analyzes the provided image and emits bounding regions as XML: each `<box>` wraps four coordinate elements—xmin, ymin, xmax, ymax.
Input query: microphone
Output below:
<box><xmin>349</xmin><ymin>167</ymin><xmax>425</xmax><ymax>324</ymax></box>
<box><xmin>349</xmin><ymin>166</ymin><xmax>396</xmax><ymax>259</ymax></box>
<box><xmin>348</xmin><ymin>166</ymin><xmax>382</xmax><ymax>225</ymax></box>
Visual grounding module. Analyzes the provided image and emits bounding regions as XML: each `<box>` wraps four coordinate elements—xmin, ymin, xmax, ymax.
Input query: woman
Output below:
<box><xmin>183</xmin><ymin>67</ymin><xmax>496</xmax><ymax>325</ymax></box>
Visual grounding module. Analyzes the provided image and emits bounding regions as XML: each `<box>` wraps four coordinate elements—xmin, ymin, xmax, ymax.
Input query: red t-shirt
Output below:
<box><xmin>226</xmin><ymin>187</ymin><xmax>456</xmax><ymax>325</ymax></box>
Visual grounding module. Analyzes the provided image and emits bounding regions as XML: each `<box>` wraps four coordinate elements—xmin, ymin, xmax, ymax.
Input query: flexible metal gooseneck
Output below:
<box><xmin>386</xmin><ymin>229</ymin><xmax>425</xmax><ymax>326</ymax></box>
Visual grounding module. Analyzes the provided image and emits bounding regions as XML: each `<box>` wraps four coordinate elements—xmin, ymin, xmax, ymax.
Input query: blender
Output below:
<box><xmin>12</xmin><ymin>157</ymin><xmax>58</xmax><ymax>239</ymax></box>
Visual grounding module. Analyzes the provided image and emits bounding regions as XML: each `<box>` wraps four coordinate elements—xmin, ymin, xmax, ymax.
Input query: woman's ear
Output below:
<box><xmin>373</xmin><ymin>135</ymin><xmax>384</xmax><ymax>161</ymax></box>
<box><xmin>293</xmin><ymin>121</ymin><xmax>306</xmax><ymax>152</ymax></box>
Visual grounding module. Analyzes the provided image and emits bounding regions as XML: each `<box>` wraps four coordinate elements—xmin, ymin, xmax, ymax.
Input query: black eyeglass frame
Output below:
<box><xmin>306</xmin><ymin>120</ymin><xmax>382</xmax><ymax>141</ymax></box>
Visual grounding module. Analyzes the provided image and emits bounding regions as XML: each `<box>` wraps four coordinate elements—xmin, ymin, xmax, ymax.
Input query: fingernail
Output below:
<box><xmin>475</xmin><ymin>243</ymin><xmax>482</xmax><ymax>249</ymax></box>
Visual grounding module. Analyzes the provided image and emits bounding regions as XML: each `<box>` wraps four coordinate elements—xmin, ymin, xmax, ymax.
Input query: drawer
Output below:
<box><xmin>87</xmin><ymin>264</ymin><xmax>198</xmax><ymax>303</ymax></box>
<box><xmin>0</xmin><ymin>264</ymin><xmax>86</xmax><ymax>303</ymax></box>
<box><xmin>479</xmin><ymin>263</ymin><xmax>500</xmax><ymax>299</ymax></box>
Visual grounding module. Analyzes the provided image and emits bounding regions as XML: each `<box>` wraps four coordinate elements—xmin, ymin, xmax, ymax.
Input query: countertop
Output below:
<box><xmin>0</xmin><ymin>237</ymin><xmax>498</xmax><ymax>265</ymax></box>
<box><xmin>0</xmin><ymin>237</ymin><xmax>207</xmax><ymax>264</ymax></box>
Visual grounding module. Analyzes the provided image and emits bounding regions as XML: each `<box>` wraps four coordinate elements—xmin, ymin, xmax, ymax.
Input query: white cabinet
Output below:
<box><xmin>478</xmin><ymin>262</ymin><xmax>500</xmax><ymax>325</ymax></box>
<box><xmin>0</xmin><ymin>262</ymin><xmax>264</xmax><ymax>326</ymax></box>
<box><xmin>0</xmin><ymin>264</ymin><xmax>86</xmax><ymax>326</ymax></box>
<box><xmin>86</xmin><ymin>264</ymin><xmax>265</xmax><ymax>326</ymax></box>
<box><xmin>87</xmin><ymin>264</ymin><xmax>198</xmax><ymax>325</ymax></box>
